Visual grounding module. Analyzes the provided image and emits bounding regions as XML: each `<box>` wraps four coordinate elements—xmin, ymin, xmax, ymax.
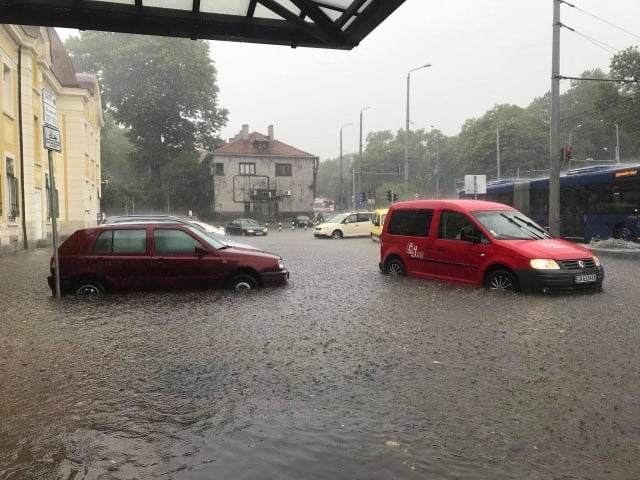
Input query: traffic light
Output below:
<box><xmin>386</xmin><ymin>190</ymin><xmax>392</xmax><ymax>201</ymax></box>
<box><xmin>362</xmin><ymin>191</ymin><xmax>368</xmax><ymax>201</ymax></box>
<box><xmin>565</xmin><ymin>146</ymin><xmax>572</xmax><ymax>161</ymax></box>
<box><xmin>393</xmin><ymin>192</ymin><xmax>398</xmax><ymax>201</ymax></box>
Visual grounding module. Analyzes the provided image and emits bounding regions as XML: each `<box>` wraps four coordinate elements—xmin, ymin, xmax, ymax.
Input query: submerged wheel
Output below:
<box><xmin>485</xmin><ymin>270</ymin><xmax>517</xmax><ymax>291</ymax></box>
<box><xmin>331</xmin><ymin>230</ymin><xmax>343</xmax><ymax>240</ymax></box>
<box><xmin>73</xmin><ymin>279</ymin><xmax>106</xmax><ymax>295</ymax></box>
<box><xmin>229</xmin><ymin>274</ymin><xmax>258</xmax><ymax>290</ymax></box>
<box><xmin>385</xmin><ymin>258</ymin><xmax>406</xmax><ymax>276</ymax></box>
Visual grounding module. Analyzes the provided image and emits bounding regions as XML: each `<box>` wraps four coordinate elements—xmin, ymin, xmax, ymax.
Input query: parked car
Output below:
<box><xmin>314</xmin><ymin>211</ymin><xmax>372</xmax><ymax>239</ymax></box>
<box><xmin>226</xmin><ymin>218</ymin><xmax>268</xmax><ymax>236</ymax></box>
<box><xmin>369</xmin><ymin>208</ymin><xmax>388</xmax><ymax>242</ymax></box>
<box><xmin>293</xmin><ymin>215</ymin><xmax>314</xmax><ymax>228</ymax></box>
<box><xmin>188</xmin><ymin>220</ymin><xmax>226</xmax><ymax>236</ymax></box>
<box><xmin>47</xmin><ymin>223</ymin><xmax>288</xmax><ymax>295</ymax></box>
<box><xmin>101</xmin><ymin>215</ymin><xmax>256</xmax><ymax>249</ymax></box>
<box><xmin>101</xmin><ymin>214</ymin><xmax>192</xmax><ymax>225</ymax></box>
<box><xmin>379</xmin><ymin>199</ymin><xmax>604</xmax><ymax>293</ymax></box>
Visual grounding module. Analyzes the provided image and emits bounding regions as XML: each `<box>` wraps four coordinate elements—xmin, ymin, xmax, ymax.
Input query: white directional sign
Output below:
<box><xmin>464</xmin><ymin>174</ymin><xmax>487</xmax><ymax>195</ymax></box>
<box><xmin>42</xmin><ymin>88</ymin><xmax>59</xmax><ymax>128</ymax></box>
<box><xmin>43</xmin><ymin>125</ymin><xmax>62</xmax><ymax>152</ymax></box>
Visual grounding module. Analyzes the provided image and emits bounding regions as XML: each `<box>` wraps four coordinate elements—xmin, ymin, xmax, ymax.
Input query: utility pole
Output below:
<box><xmin>549</xmin><ymin>0</ymin><xmax>561</xmax><ymax>237</ymax></box>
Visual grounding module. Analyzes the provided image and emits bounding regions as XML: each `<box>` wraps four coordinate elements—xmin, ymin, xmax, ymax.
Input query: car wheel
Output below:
<box><xmin>331</xmin><ymin>230</ymin><xmax>343</xmax><ymax>240</ymax></box>
<box><xmin>485</xmin><ymin>269</ymin><xmax>517</xmax><ymax>291</ymax></box>
<box><xmin>614</xmin><ymin>225</ymin><xmax>633</xmax><ymax>241</ymax></box>
<box><xmin>73</xmin><ymin>279</ymin><xmax>106</xmax><ymax>295</ymax></box>
<box><xmin>385</xmin><ymin>258</ymin><xmax>406</xmax><ymax>276</ymax></box>
<box><xmin>229</xmin><ymin>274</ymin><xmax>258</xmax><ymax>290</ymax></box>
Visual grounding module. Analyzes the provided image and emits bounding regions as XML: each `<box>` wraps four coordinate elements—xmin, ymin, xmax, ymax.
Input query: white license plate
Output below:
<box><xmin>574</xmin><ymin>273</ymin><xmax>596</xmax><ymax>284</ymax></box>
<box><xmin>255</xmin><ymin>232</ymin><xmax>263</xmax><ymax>236</ymax></box>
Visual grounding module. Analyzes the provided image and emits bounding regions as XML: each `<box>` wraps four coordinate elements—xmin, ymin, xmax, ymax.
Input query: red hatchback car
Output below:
<box><xmin>48</xmin><ymin>223</ymin><xmax>288</xmax><ymax>295</ymax></box>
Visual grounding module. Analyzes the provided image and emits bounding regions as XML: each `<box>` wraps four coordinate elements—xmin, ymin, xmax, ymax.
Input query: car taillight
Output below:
<box><xmin>49</xmin><ymin>256</ymin><xmax>54</xmax><ymax>270</ymax></box>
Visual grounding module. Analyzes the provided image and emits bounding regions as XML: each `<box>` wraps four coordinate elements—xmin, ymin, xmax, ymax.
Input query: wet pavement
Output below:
<box><xmin>1</xmin><ymin>231</ymin><xmax>639</xmax><ymax>479</ymax></box>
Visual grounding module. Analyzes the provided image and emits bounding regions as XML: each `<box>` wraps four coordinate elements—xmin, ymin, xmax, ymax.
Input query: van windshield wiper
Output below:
<box><xmin>500</xmin><ymin>213</ymin><xmax>545</xmax><ymax>239</ymax></box>
<box><xmin>513</xmin><ymin>215</ymin><xmax>550</xmax><ymax>238</ymax></box>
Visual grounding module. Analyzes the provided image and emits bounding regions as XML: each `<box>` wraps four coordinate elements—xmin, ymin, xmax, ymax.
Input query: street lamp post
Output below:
<box><xmin>339</xmin><ymin>122</ymin><xmax>353</xmax><ymax>210</ymax></box>
<box><xmin>405</xmin><ymin>63</ymin><xmax>431</xmax><ymax>200</ymax></box>
<box><xmin>358</xmin><ymin>106</ymin><xmax>371</xmax><ymax>199</ymax></box>
<box><xmin>568</xmin><ymin>124</ymin><xmax>581</xmax><ymax>169</ymax></box>
<box><xmin>430</xmin><ymin>125</ymin><xmax>440</xmax><ymax>198</ymax></box>
<box><xmin>615</xmin><ymin>123</ymin><xmax>620</xmax><ymax>163</ymax></box>
<box><xmin>568</xmin><ymin>124</ymin><xmax>581</xmax><ymax>147</ymax></box>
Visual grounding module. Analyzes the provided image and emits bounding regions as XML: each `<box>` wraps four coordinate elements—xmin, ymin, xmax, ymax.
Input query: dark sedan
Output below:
<box><xmin>225</xmin><ymin>218</ymin><xmax>268</xmax><ymax>236</ymax></box>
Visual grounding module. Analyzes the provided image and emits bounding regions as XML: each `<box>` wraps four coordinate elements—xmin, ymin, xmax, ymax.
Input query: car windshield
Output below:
<box><xmin>187</xmin><ymin>225</ymin><xmax>227</xmax><ymax>249</ymax></box>
<box><xmin>242</xmin><ymin>219</ymin><xmax>261</xmax><ymax>226</ymax></box>
<box><xmin>326</xmin><ymin>213</ymin><xmax>348</xmax><ymax>223</ymax></box>
<box><xmin>472</xmin><ymin>210</ymin><xmax>552</xmax><ymax>240</ymax></box>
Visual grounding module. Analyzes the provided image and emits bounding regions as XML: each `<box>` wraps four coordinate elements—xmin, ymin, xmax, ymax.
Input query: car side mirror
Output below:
<box><xmin>195</xmin><ymin>245</ymin><xmax>209</xmax><ymax>255</ymax></box>
<box><xmin>460</xmin><ymin>226</ymin><xmax>480</xmax><ymax>243</ymax></box>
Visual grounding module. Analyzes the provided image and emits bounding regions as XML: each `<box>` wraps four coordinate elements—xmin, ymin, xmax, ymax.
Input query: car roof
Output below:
<box><xmin>388</xmin><ymin>199</ymin><xmax>515</xmax><ymax>213</ymax></box>
<box><xmin>103</xmin><ymin>215</ymin><xmax>192</xmax><ymax>224</ymax></box>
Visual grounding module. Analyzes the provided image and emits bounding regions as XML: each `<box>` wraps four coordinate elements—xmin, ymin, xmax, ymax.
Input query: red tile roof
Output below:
<box><xmin>214</xmin><ymin>131</ymin><xmax>316</xmax><ymax>158</ymax></box>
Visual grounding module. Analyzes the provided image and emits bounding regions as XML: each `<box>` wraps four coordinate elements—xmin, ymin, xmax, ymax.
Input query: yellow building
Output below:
<box><xmin>0</xmin><ymin>25</ymin><xmax>103</xmax><ymax>253</ymax></box>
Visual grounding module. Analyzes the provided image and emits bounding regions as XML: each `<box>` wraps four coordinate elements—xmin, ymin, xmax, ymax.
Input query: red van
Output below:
<box><xmin>379</xmin><ymin>199</ymin><xmax>604</xmax><ymax>293</ymax></box>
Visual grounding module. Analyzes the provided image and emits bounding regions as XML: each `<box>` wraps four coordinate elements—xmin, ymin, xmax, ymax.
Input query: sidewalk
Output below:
<box><xmin>585</xmin><ymin>238</ymin><xmax>640</xmax><ymax>259</ymax></box>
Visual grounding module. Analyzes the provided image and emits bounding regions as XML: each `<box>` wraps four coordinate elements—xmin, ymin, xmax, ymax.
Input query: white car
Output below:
<box><xmin>314</xmin><ymin>212</ymin><xmax>372</xmax><ymax>239</ymax></box>
<box><xmin>188</xmin><ymin>220</ymin><xmax>226</xmax><ymax>236</ymax></box>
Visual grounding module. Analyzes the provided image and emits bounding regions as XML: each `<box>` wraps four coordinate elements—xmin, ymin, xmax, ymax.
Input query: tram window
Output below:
<box><xmin>530</xmin><ymin>190</ymin><xmax>548</xmax><ymax>215</ymax></box>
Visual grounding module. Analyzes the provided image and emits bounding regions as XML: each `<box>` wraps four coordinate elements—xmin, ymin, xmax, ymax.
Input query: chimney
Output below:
<box><xmin>241</xmin><ymin>124</ymin><xmax>249</xmax><ymax>140</ymax></box>
<box><xmin>268</xmin><ymin>125</ymin><xmax>274</xmax><ymax>142</ymax></box>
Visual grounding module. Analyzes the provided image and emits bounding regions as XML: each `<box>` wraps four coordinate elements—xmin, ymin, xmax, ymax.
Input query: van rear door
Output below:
<box><xmin>385</xmin><ymin>208</ymin><xmax>437</xmax><ymax>277</ymax></box>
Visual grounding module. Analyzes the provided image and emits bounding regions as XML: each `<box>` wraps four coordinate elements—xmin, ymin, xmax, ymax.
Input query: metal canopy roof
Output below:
<box><xmin>0</xmin><ymin>0</ymin><xmax>405</xmax><ymax>49</ymax></box>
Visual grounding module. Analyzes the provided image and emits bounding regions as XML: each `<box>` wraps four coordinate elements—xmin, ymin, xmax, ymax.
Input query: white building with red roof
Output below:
<box><xmin>210</xmin><ymin>124</ymin><xmax>318</xmax><ymax>220</ymax></box>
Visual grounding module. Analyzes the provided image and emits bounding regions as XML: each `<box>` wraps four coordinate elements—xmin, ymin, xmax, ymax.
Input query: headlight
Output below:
<box><xmin>592</xmin><ymin>255</ymin><xmax>601</xmax><ymax>267</ymax></box>
<box><xmin>247</xmin><ymin>229</ymin><xmax>255</xmax><ymax>233</ymax></box>
<box><xmin>277</xmin><ymin>258</ymin><xmax>284</xmax><ymax>269</ymax></box>
<box><xmin>530</xmin><ymin>258</ymin><xmax>560</xmax><ymax>270</ymax></box>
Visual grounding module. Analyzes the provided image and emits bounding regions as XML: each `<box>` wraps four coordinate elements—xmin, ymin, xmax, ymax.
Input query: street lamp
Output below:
<box><xmin>430</xmin><ymin>125</ymin><xmax>440</xmax><ymax>198</ymax></box>
<box><xmin>339</xmin><ymin>122</ymin><xmax>353</xmax><ymax>210</ymax></box>
<box><xmin>405</xmin><ymin>63</ymin><xmax>431</xmax><ymax>199</ymax></box>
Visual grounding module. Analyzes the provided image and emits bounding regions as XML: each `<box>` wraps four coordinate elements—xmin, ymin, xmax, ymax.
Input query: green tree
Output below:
<box><xmin>65</xmin><ymin>32</ymin><xmax>228</xmax><ymax>214</ymax></box>
<box><xmin>602</xmin><ymin>47</ymin><xmax>640</xmax><ymax>157</ymax></box>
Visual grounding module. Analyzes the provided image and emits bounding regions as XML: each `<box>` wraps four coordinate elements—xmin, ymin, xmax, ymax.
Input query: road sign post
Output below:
<box><xmin>42</xmin><ymin>88</ymin><xmax>61</xmax><ymax>298</ymax></box>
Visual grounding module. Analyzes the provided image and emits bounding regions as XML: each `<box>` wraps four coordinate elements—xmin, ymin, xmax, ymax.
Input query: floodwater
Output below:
<box><xmin>1</xmin><ymin>232</ymin><xmax>639</xmax><ymax>479</ymax></box>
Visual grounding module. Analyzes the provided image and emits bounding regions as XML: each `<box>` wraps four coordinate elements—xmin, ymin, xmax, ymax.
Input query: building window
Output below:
<box><xmin>239</xmin><ymin>162</ymin><xmax>256</xmax><ymax>175</ymax></box>
<box><xmin>3</xmin><ymin>64</ymin><xmax>13</xmax><ymax>116</ymax></box>
<box><xmin>215</xmin><ymin>163</ymin><xmax>224</xmax><ymax>175</ymax></box>
<box><xmin>6</xmin><ymin>157</ymin><xmax>19</xmax><ymax>220</ymax></box>
<box><xmin>275</xmin><ymin>163</ymin><xmax>292</xmax><ymax>176</ymax></box>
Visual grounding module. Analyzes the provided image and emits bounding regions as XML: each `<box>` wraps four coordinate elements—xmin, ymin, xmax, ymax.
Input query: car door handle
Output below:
<box><xmin>153</xmin><ymin>258</ymin><xmax>165</xmax><ymax>264</ymax></box>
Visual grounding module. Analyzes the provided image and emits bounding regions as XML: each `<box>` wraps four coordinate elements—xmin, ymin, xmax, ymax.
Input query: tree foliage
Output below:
<box><xmin>316</xmin><ymin>47</ymin><xmax>640</xmax><ymax>204</ymax></box>
<box><xmin>65</xmin><ymin>32</ymin><xmax>228</xmax><ymax>215</ymax></box>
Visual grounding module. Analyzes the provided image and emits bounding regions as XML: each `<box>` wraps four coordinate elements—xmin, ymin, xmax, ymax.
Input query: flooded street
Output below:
<box><xmin>1</xmin><ymin>231</ymin><xmax>639</xmax><ymax>479</ymax></box>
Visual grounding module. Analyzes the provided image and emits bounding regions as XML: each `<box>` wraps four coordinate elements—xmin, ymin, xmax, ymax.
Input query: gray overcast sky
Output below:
<box><xmin>58</xmin><ymin>0</ymin><xmax>640</xmax><ymax>161</ymax></box>
<box><xmin>209</xmin><ymin>0</ymin><xmax>640</xmax><ymax>161</ymax></box>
